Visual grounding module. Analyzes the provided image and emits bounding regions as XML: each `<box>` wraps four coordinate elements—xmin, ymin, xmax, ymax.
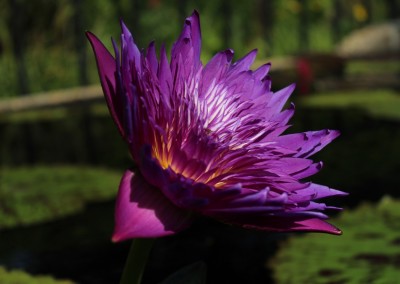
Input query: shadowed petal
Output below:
<box><xmin>217</xmin><ymin>214</ymin><xmax>342</xmax><ymax>235</ymax></box>
<box><xmin>146</xmin><ymin>41</ymin><xmax>158</xmax><ymax>74</ymax></box>
<box><xmin>112</xmin><ymin>170</ymin><xmax>193</xmax><ymax>242</ymax></box>
<box><xmin>86</xmin><ymin>32</ymin><xmax>124</xmax><ymax>135</ymax></box>
<box><xmin>120</xmin><ymin>20</ymin><xmax>142</xmax><ymax>73</ymax></box>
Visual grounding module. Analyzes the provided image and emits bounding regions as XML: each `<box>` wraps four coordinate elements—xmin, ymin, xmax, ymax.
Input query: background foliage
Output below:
<box><xmin>0</xmin><ymin>0</ymin><xmax>397</xmax><ymax>97</ymax></box>
<box><xmin>0</xmin><ymin>0</ymin><xmax>399</xmax><ymax>283</ymax></box>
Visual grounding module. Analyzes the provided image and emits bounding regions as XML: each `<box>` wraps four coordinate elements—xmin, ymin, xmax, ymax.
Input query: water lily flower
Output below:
<box><xmin>87</xmin><ymin>11</ymin><xmax>346</xmax><ymax>242</ymax></box>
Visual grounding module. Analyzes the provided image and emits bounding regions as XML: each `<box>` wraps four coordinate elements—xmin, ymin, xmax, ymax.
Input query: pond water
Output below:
<box><xmin>1</xmin><ymin>105</ymin><xmax>399</xmax><ymax>283</ymax></box>
<box><xmin>0</xmin><ymin>200</ymin><xmax>284</xmax><ymax>284</ymax></box>
<box><xmin>0</xmin><ymin>201</ymin><xmax>125</xmax><ymax>283</ymax></box>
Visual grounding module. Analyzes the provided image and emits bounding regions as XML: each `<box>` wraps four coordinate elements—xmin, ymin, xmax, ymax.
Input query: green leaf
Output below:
<box><xmin>0</xmin><ymin>166</ymin><xmax>120</xmax><ymax>229</ymax></box>
<box><xmin>270</xmin><ymin>197</ymin><xmax>400</xmax><ymax>284</ymax></box>
<box><xmin>0</xmin><ymin>266</ymin><xmax>74</xmax><ymax>284</ymax></box>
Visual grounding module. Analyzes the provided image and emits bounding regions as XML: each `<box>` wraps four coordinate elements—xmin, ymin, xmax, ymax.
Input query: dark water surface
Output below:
<box><xmin>0</xmin><ymin>200</ymin><xmax>283</xmax><ymax>284</ymax></box>
<box><xmin>1</xmin><ymin>106</ymin><xmax>399</xmax><ymax>283</ymax></box>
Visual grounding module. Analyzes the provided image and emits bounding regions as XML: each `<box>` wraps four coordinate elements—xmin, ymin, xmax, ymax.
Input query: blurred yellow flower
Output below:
<box><xmin>352</xmin><ymin>3</ymin><xmax>368</xmax><ymax>22</ymax></box>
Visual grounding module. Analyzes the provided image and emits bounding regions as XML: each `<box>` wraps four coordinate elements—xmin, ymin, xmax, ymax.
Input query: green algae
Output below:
<box><xmin>270</xmin><ymin>196</ymin><xmax>400</xmax><ymax>284</ymax></box>
<box><xmin>0</xmin><ymin>166</ymin><xmax>121</xmax><ymax>229</ymax></box>
<box><xmin>0</xmin><ymin>266</ymin><xmax>74</xmax><ymax>284</ymax></box>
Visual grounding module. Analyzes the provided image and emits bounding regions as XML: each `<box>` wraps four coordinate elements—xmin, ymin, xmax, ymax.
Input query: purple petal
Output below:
<box><xmin>86</xmin><ymin>32</ymin><xmax>124</xmax><ymax>135</ymax></box>
<box><xmin>291</xmin><ymin>161</ymin><xmax>323</xmax><ymax>179</ymax></box>
<box><xmin>205</xmin><ymin>206</ymin><xmax>284</xmax><ymax>214</ymax></box>
<box><xmin>267</xmin><ymin>157</ymin><xmax>314</xmax><ymax>176</ymax></box>
<box><xmin>120</xmin><ymin>20</ymin><xmax>142</xmax><ymax>73</ymax></box>
<box><xmin>293</xmin><ymin>218</ymin><xmax>342</xmax><ymax>234</ymax></box>
<box><xmin>139</xmin><ymin>144</ymin><xmax>168</xmax><ymax>189</ymax></box>
<box><xmin>270</xmin><ymin>103</ymin><xmax>295</xmax><ymax>126</ymax></box>
<box><xmin>264</xmin><ymin>84</ymin><xmax>295</xmax><ymax>119</ymax></box>
<box><xmin>171</xmin><ymin>10</ymin><xmax>202</xmax><ymax>75</ymax></box>
<box><xmin>291</xmin><ymin>183</ymin><xmax>348</xmax><ymax>202</ymax></box>
<box><xmin>217</xmin><ymin>214</ymin><xmax>342</xmax><ymax>235</ymax></box>
<box><xmin>186</xmin><ymin>10</ymin><xmax>201</xmax><ymax>65</ymax></box>
<box><xmin>228</xmin><ymin>49</ymin><xmax>257</xmax><ymax>76</ymax></box>
<box><xmin>112</xmin><ymin>170</ymin><xmax>193</xmax><ymax>241</ymax></box>
<box><xmin>88</xmin><ymin>11</ymin><xmax>346</xmax><ymax>238</ymax></box>
<box><xmin>225</xmin><ymin>188</ymin><xmax>270</xmax><ymax>207</ymax></box>
<box><xmin>146</xmin><ymin>41</ymin><xmax>158</xmax><ymax>74</ymax></box>
<box><xmin>253</xmin><ymin>63</ymin><xmax>271</xmax><ymax>81</ymax></box>
<box><xmin>200</xmin><ymin>49</ymin><xmax>234</xmax><ymax>99</ymax></box>
<box><xmin>158</xmin><ymin>44</ymin><xmax>173</xmax><ymax>105</ymax></box>
<box><xmin>276</xmin><ymin>129</ymin><xmax>340</xmax><ymax>158</ymax></box>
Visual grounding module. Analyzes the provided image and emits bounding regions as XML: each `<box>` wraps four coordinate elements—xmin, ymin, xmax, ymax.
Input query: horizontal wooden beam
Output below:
<box><xmin>0</xmin><ymin>85</ymin><xmax>104</xmax><ymax>114</ymax></box>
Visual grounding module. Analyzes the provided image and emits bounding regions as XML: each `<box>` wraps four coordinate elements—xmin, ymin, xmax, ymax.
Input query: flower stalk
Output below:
<box><xmin>120</xmin><ymin>238</ymin><xmax>155</xmax><ymax>284</ymax></box>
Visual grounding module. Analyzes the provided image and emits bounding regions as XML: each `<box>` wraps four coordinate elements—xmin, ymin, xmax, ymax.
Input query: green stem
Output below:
<box><xmin>119</xmin><ymin>238</ymin><xmax>155</xmax><ymax>284</ymax></box>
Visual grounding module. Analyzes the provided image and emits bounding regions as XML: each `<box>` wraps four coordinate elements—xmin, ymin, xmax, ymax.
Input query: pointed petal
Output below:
<box><xmin>292</xmin><ymin>183</ymin><xmax>348</xmax><ymax>202</ymax></box>
<box><xmin>86</xmin><ymin>32</ymin><xmax>124</xmax><ymax>135</ymax></box>
<box><xmin>146</xmin><ymin>41</ymin><xmax>158</xmax><ymax>74</ymax></box>
<box><xmin>171</xmin><ymin>10</ymin><xmax>202</xmax><ymax>75</ymax></box>
<box><xmin>265</xmin><ymin>84</ymin><xmax>296</xmax><ymax>118</ymax></box>
<box><xmin>228</xmin><ymin>49</ymin><xmax>258</xmax><ymax>76</ymax></box>
<box><xmin>200</xmin><ymin>49</ymin><xmax>234</xmax><ymax>99</ymax></box>
<box><xmin>186</xmin><ymin>10</ymin><xmax>201</xmax><ymax>64</ymax></box>
<box><xmin>270</xmin><ymin>103</ymin><xmax>295</xmax><ymax>125</ymax></box>
<box><xmin>276</xmin><ymin>129</ymin><xmax>340</xmax><ymax>158</ymax></box>
<box><xmin>120</xmin><ymin>20</ymin><xmax>142</xmax><ymax>72</ymax></box>
<box><xmin>217</xmin><ymin>214</ymin><xmax>342</xmax><ymax>235</ymax></box>
<box><xmin>254</xmin><ymin>63</ymin><xmax>271</xmax><ymax>81</ymax></box>
<box><xmin>112</xmin><ymin>170</ymin><xmax>193</xmax><ymax>241</ymax></box>
<box><xmin>158</xmin><ymin>44</ymin><xmax>173</xmax><ymax>103</ymax></box>
<box><xmin>291</xmin><ymin>161</ymin><xmax>323</xmax><ymax>179</ymax></box>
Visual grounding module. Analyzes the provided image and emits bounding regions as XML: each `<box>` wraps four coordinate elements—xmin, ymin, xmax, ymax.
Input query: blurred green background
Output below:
<box><xmin>0</xmin><ymin>0</ymin><xmax>399</xmax><ymax>283</ymax></box>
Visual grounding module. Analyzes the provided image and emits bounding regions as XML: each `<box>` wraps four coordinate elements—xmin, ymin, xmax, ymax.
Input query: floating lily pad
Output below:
<box><xmin>0</xmin><ymin>166</ymin><xmax>120</xmax><ymax>229</ymax></box>
<box><xmin>270</xmin><ymin>196</ymin><xmax>400</xmax><ymax>283</ymax></box>
<box><xmin>0</xmin><ymin>266</ymin><xmax>74</xmax><ymax>284</ymax></box>
<box><xmin>301</xmin><ymin>89</ymin><xmax>400</xmax><ymax>120</ymax></box>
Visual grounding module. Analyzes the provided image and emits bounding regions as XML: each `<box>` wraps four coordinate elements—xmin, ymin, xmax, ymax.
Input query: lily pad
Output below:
<box><xmin>300</xmin><ymin>89</ymin><xmax>400</xmax><ymax>120</ymax></box>
<box><xmin>0</xmin><ymin>166</ymin><xmax>120</xmax><ymax>229</ymax></box>
<box><xmin>0</xmin><ymin>266</ymin><xmax>74</xmax><ymax>284</ymax></box>
<box><xmin>270</xmin><ymin>196</ymin><xmax>400</xmax><ymax>283</ymax></box>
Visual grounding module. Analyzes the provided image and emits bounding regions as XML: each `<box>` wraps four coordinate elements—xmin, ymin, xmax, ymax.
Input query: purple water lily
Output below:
<box><xmin>87</xmin><ymin>11</ymin><xmax>346</xmax><ymax>242</ymax></box>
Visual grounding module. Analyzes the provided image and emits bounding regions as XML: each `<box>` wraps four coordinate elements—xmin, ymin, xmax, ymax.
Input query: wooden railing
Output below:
<box><xmin>0</xmin><ymin>52</ymin><xmax>398</xmax><ymax>115</ymax></box>
<box><xmin>0</xmin><ymin>85</ymin><xmax>103</xmax><ymax>114</ymax></box>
